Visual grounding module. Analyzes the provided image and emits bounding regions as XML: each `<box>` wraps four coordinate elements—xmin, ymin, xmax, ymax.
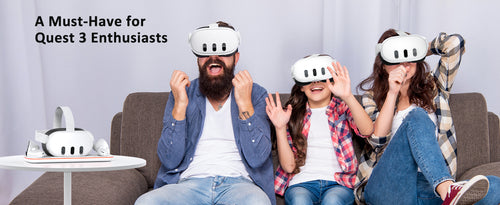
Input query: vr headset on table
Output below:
<box><xmin>27</xmin><ymin>106</ymin><xmax>110</xmax><ymax>158</ymax></box>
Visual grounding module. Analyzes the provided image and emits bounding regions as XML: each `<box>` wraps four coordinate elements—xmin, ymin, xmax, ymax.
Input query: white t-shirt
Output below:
<box><xmin>392</xmin><ymin>104</ymin><xmax>437</xmax><ymax>138</ymax></box>
<box><xmin>289</xmin><ymin>106</ymin><xmax>342</xmax><ymax>186</ymax></box>
<box><xmin>180</xmin><ymin>94</ymin><xmax>251</xmax><ymax>180</ymax></box>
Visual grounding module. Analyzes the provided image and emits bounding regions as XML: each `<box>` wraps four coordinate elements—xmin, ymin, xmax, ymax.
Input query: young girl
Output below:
<box><xmin>355</xmin><ymin>29</ymin><xmax>499</xmax><ymax>205</ymax></box>
<box><xmin>266</xmin><ymin>54</ymin><xmax>373</xmax><ymax>204</ymax></box>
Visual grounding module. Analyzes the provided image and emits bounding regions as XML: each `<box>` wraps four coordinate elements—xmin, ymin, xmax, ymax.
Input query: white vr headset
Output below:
<box><xmin>33</xmin><ymin>106</ymin><xmax>109</xmax><ymax>157</ymax></box>
<box><xmin>376</xmin><ymin>30</ymin><xmax>428</xmax><ymax>64</ymax></box>
<box><xmin>291</xmin><ymin>54</ymin><xmax>336</xmax><ymax>86</ymax></box>
<box><xmin>188</xmin><ymin>23</ymin><xmax>240</xmax><ymax>57</ymax></box>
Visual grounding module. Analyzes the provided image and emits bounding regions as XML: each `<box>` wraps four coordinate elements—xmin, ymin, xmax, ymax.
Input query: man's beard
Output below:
<box><xmin>199</xmin><ymin>57</ymin><xmax>235</xmax><ymax>101</ymax></box>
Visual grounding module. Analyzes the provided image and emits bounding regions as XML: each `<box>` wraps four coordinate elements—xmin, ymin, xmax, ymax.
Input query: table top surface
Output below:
<box><xmin>0</xmin><ymin>155</ymin><xmax>146</xmax><ymax>172</ymax></box>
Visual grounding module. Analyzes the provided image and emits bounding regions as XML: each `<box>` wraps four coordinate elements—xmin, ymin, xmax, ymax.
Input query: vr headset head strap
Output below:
<box><xmin>53</xmin><ymin>106</ymin><xmax>75</xmax><ymax>132</ymax></box>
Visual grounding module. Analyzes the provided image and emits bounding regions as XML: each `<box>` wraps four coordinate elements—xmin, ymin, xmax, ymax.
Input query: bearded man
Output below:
<box><xmin>135</xmin><ymin>21</ymin><xmax>275</xmax><ymax>205</ymax></box>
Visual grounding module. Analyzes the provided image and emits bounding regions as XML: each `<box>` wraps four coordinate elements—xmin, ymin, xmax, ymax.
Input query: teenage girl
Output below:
<box><xmin>355</xmin><ymin>29</ymin><xmax>499</xmax><ymax>205</ymax></box>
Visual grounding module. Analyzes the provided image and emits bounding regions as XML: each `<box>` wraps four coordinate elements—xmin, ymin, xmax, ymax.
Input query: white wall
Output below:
<box><xmin>1</xmin><ymin>0</ymin><xmax>499</xmax><ymax>203</ymax></box>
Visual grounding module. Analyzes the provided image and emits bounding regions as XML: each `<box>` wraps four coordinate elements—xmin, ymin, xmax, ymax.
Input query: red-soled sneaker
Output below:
<box><xmin>442</xmin><ymin>175</ymin><xmax>489</xmax><ymax>205</ymax></box>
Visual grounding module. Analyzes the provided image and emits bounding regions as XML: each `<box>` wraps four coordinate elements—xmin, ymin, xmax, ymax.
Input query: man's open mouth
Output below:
<box><xmin>209</xmin><ymin>63</ymin><xmax>223</xmax><ymax>75</ymax></box>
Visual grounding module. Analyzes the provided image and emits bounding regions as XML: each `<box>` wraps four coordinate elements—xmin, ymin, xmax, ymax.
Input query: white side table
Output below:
<box><xmin>0</xmin><ymin>155</ymin><xmax>146</xmax><ymax>205</ymax></box>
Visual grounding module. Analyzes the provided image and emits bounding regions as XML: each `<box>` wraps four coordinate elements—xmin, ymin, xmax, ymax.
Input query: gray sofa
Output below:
<box><xmin>10</xmin><ymin>92</ymin><xmax>500</xmax><ymax>205</ymax></box>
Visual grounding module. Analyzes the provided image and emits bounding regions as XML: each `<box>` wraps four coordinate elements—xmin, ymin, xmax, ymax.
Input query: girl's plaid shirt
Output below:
<box><xmin>274</xmin><ymin>97</ymin><xmax>367</xmax><ymax>195</ymax></box>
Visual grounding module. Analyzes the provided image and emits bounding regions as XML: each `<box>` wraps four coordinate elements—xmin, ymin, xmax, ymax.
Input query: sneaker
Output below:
<box><xmin>442</xmin><ymin>175</ymin><xmax>489</xmax><ymax>205</ymax></box>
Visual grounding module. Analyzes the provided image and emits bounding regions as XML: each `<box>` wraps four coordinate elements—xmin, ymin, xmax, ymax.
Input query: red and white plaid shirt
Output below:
<box><xmin>274</xmin><ymin>97</ymin><xmax>366</xmax><ymax>196</ymax></box>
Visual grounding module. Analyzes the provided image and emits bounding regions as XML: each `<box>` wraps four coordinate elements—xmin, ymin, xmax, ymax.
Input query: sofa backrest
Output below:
<box><xmin>489</xmin><ymin>112</ymin><xmax>500</xmax><ymax>162</ymax></box>
<box><xmin>448</xmin><ymin>93</ymin><xmax>490</xmax><ymax>177</ymax></box>
<box><xmin>112</xmin><ymin>92</ymin><xmax>496</xmax><ymax>188</ymax></box>
<box><xmin>119</xmin><ymin>92</ymin><xmax>169</xmax><ymax>188</ymax></box>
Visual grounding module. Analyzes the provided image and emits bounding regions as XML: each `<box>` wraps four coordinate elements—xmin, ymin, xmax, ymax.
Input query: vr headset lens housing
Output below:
<box><xmin>291</xmin><ymin>54</ymin><xmax>335</xmax><ymax>86</ymax></box>
<box><xmin>189</xmin><ymin>23</ymin><xmax>240</xmax><ymax>57</ymax></box>
<box><xmin>376</xmin><ymin>32</ymin><xmax>428</xmax><ymax>65</ymax></box>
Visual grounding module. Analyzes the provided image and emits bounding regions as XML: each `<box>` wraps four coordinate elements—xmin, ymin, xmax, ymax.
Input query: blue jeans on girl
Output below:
<box><xmin>364</xmin><ymin>107</ymin><xmax>452</xmax><ymax>205</ymax></box>
<box><xmin>363</xmin><ymin>107</ymin><xmax>500</xmax><ymax>204</ymax></box>
<box><xmin>285</xmin><ymin>180</ymin><xmax>354</xmax><ymax>205</ymax></box>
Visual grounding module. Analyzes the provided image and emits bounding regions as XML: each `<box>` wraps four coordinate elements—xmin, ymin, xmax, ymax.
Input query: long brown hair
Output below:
<box><xmin>357</xmin><ymin>29</ymin><xmax>436</xmax><ymax>112</ymax></box>
<box><xmin>285</xmin><ymin>84</ymin><xmax>308</xmax><ymax>174</ymax></box>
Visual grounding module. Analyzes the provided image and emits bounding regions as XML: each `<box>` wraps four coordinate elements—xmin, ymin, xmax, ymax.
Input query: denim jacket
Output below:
<box><xmin>154</xmin><ymin>78</ymin><xmax>276</xmax><ymax>204</ymax></box>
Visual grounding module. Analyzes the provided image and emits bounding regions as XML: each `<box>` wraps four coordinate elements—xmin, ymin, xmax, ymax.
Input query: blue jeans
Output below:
<box><xmin>477</xmin><ymin>175</ymin><xmax>500</xmax><ymax>205</ymax></box>
<box><xmin>364</xmin><ymin>108</ymin><xmax>452</xmax><ymax>205</ymax></box>
<box><xmin>285</xmin><ymin>180</ymin><xmax>355</xmax><ymax>205</ymax></box>
<box><xmin>134</xmin><ymin>176</ymin><xmax>271</xmax><ymax>205</ymax></box>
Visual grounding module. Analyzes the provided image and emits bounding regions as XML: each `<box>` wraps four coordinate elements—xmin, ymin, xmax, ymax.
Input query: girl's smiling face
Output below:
<box><xmin>301</xmin><ymin>81</ymin><xmax>332</xmax><ymax>108</ymax></box>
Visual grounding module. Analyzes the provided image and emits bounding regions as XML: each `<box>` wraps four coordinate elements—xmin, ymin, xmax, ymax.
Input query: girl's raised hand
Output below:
<box><xmin>387</xmin><ymin>65</ymin><xmax>408</xmax><ymax>95</ymax></box>
<box><xmin>327</xmin><ymin>61</ymin><xmax>352</xmax><ymax>100</ymax></box>
<box><xmin>265</xmin><ymin>92</ymin><xmax>292</xmax><ymax>129</ymax></box>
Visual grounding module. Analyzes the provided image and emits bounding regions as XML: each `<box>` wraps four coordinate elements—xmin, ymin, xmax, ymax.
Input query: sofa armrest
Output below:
<box><xmin>458</xmin><ymin>162</ymin><xmax>500</xmax><ymax>181</ymax></box>
<box><xmin>110</xmin><ymin>112</ymin><xmax>122</xmax><ymax>155</ymax></box>
<box><xmin>489</xmin><ymin>112</ymin><xmax>500</xmax><ymax>162</ymax></box>
<box><xmin>10</xmin><ymin>169</ymin><xmax>148</xmax><ymax>205</ymax></box>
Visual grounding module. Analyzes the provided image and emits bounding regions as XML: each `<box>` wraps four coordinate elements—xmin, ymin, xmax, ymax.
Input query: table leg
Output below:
<box><xmin>64</xmin><ymin>171</ymin><xmax>71</xmax><ymax>205</ymax></box>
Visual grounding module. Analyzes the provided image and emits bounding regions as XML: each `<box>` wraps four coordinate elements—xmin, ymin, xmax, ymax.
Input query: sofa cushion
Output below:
<box><xmin>120</xmin><ymin>92</ymin><xmax>169</xmax><ymax>188</ymax></box>
<box><xmin>10</xmin><ymin>169</ymin><xmax>148</xmax><ymax>205</ymax></box>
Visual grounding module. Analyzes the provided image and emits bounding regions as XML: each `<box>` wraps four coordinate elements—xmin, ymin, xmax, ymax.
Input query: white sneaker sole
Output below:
<box><xmin>452</xmin><ymin>175</ymin><xmax>489</xmax><ymax>205</ymax></box>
